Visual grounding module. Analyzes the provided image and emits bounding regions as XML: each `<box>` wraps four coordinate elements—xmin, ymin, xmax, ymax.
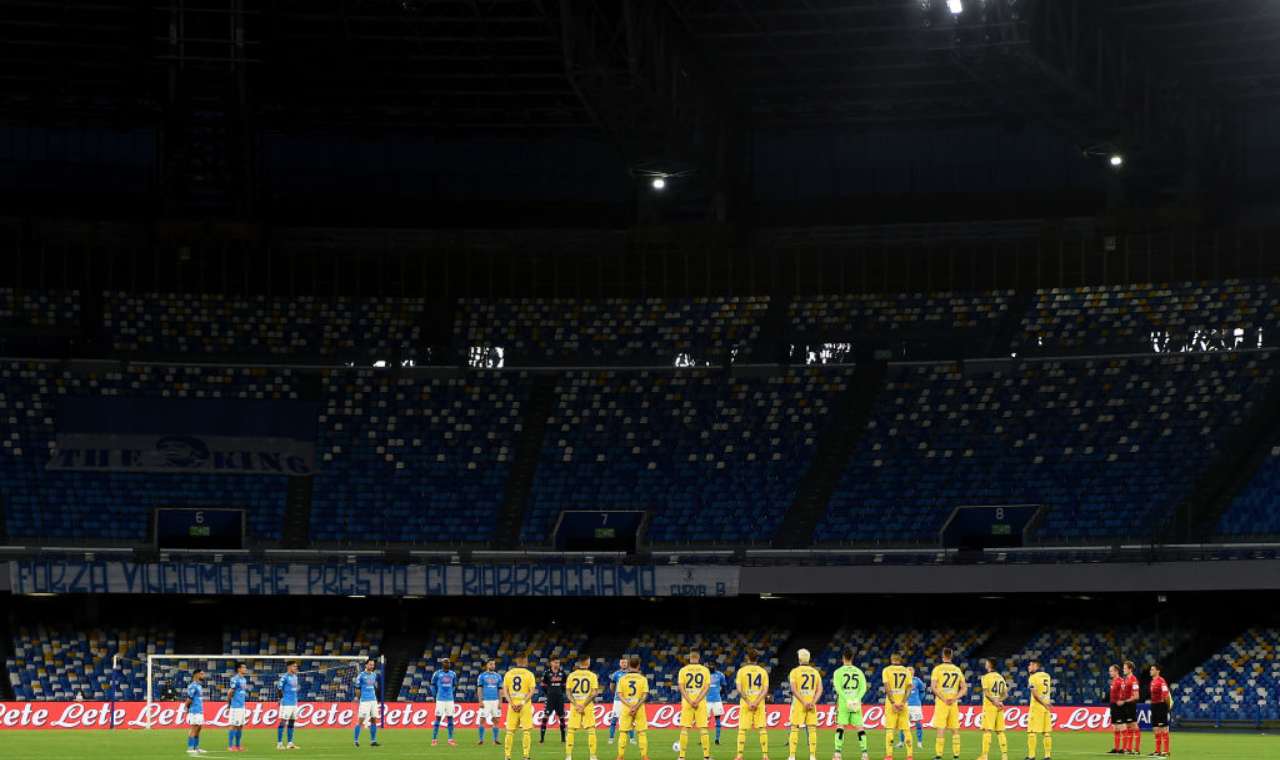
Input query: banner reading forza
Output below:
<box><xmin>8</xmin><ymin>560</ymin><xmax>739</xmax><ymax>597</ymax></box>
<box><xmin>0</xmin><ymin>702</ymin><xmax>1142</xmax><ymax>731</ymax></box>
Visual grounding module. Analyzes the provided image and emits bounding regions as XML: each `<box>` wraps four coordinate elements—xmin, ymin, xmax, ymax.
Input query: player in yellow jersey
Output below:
<box><xmin>677</xmin><ymin>652</ymin><xmax>712</xmax><ymax>760</ymax></box>
<box><xmin>502</xmin><ymin>655</ymin><xmax>537</xmax><ymax>760</ymax></box>
<box><xmin>787</xmin><ymin>649</ymin><xmax>823</xmax><ymax>760</ymax></box>
<box><xmin>882</xmin><ymin>654</ymin><xmax>914</xmax><ymax>760</ymax></box>
<box><xmin>566</xmin><ymin>656</ymin><xmax>601</xmax><ymax>760</ymax></box>
<box><xmin>929</xmin><ymin>648</ymin><xmax>968</xmax><ymax>760</ymax></box>
<box><xmin>977</xmin><ymin>659</ymin><xmax>1008</xmax><ymax>760</ymax></box>
<box><xmin>734</xmin><ymin>649</ymin><xmax>770</xmax><ymax>760</ymax></box>
<box><xmin>1025</xmin><ymin>660</ymin><xmax>1052</xmax><ymax>760</ymax></box>
<box><xmin>614</xmin><ymin>656</ymin><xmax>650</xmax><ymax>760</ymax></box>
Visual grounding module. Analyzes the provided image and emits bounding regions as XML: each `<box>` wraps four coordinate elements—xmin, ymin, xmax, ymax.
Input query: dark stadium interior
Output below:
<box><xmin>0</xmin><ymin>0</ymin><xmax>1278</xmax><ymax>742</ymax></box>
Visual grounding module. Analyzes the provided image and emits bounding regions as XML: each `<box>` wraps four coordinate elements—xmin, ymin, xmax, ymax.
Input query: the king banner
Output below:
<box><xmin>0</xmin><ymin>702</ymin><xmax>1142</xmax><ymax>731</ymax></box>
<box><xmin>46</xmin><ymin>397</ymin><xmax>319</xmax><ymax>477</ymax></box>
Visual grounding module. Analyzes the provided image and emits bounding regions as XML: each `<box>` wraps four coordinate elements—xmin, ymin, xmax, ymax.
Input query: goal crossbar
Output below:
<box><xmin>140</xmin><ymin>654</ymin><xmax>383</xmax><ymax>729</ymax></box>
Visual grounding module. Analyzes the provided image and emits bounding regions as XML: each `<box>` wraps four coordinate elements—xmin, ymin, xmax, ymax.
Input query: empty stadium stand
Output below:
<box><xmin>454</xmin><ymin>297</ymin><xmax>768</xmax><ymax>366</ymax></box>
<box><xmin>6</xmin><ymin>624</ymin><xmax>175</xmax><ymax>700</ymax></box>
<box><xmin>0</xmin><ymin>362</ymin><xmax>294</xmax><ymax>541</ymax></box>
<box><xmin>105</xmin><ymin>292</ymin><xmax>425</xmax><ymax>361</ymax></box>
<box><xmin>0</xmin><ymin>288</ymin><xmax>79</xmax><ymax>329</ymax></box>
<box><xmin>817</xmin><ymin>351</ymin><xmax>1277</xmax><ymax>544</ymax></box>
<box><xmin>790</xmin><ymin>290</ymin><xmax>1013</xmax><ymax>337</ymax></box>
<box><xmin>311</xmin><ymin>370</ymin><xmax>527</xmax><ymax>544</ymax></box>
<box><xmin>522</xmin><ymin>367</ymin><xmax>851</xmax><ymax>545</ymax></box>
<box><xmin>1219</xmin><ymin>446</ymin><xmax>1280</xmax><ymax>537</ymax></box>
<box><xmin>1017</xmin><ymin>279</ymin><xmax>1279</xmax><ymax>354</ymax></box>
<box><xmin>1179</xmin><ymin>627</ymin><xmax>1279</xmax><ymax>723</ymax></box>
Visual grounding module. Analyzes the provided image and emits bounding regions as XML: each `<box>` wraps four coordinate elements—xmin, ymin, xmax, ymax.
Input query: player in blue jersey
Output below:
<box><xmin>897</xmin><ymin>667</ymin><xmax>925</xmax><ymax>751</ymax></box>
<box><xmin>227</xmin><ymin>663</ymin><xmax>249</xmax><ymax>753</ymax></box>
<box><xmin>477</xmin><ymin>659</ymin><xmax>503</xmax><ymax>745</ymax></box>
<box><xmin>432</xmin><ymin>658</ymin><xmax>459</xmax><ymax>746</ymax></box>
<box><xmin>706</xmin><ymin>665</ymin><xmax>726</xmax><ymax>746</ymax></box>
<box><xmin>184</xmin><ymin>669</ymin><xmax>207</xmax><ymax>755</ymax></box>
<box><xmin>607</xmin><ymin>657</ymin><xmax>634</xmax><ymax>746</ymax></box>
<box><xmin>277</xmin><ymin>661</ymin><xmax>301</xmax><ymax>750</ymax></box>
<box><xmin>354</xmin><ymin>658</ymin><xmax>382</xmax><ymax>748</ymax></box>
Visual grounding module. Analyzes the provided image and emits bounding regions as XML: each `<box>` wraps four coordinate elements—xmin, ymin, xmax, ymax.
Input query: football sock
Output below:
<box><xmin>935</xmin><ymin>734</ymin><xmax>944</xmax><ymax>757</ymax></box>
<box><xmin>858</xmin><ymin>730</ymin><xmax>868</xmax><ymax>752</ymax></box>
<box><xmin>715</xmin><ymin>717</ymin><xmax>722</xmax><ymax>743</ymax></box>
<box><xmin>995</xmin><ymin>731</ymin><xmax>1007</xmax><ymax>759</ymax></box>
<box><xmin>835</xmin><ymin>727</ymin><xmax>845</xmax><ymax>754</ymax></box>
<box><xmin>981</xmin><ymin>731</ymin><xmax>991</xmax><ymax>758</ymax></box>
<box><xmin>355</xmin><ymin>725</ymin><xmax>362</xmax><ymax>743</ymax></box>
<box><xmin>610</xmin><ymin>717</ymin><xmax>618</xmax><ymax>740</ymax></box>
<box><xmin>587</xmin><ymin>729</ymin><xmax>598</xmax><ymax>757</ymax></box>
<box><xmin>739</xmin><ymin>728</ymin><xmax>750</xmax><ymax>756</ymax></box>
<box><xmin>952</xmin><ymin>733</ymin><xmax>961</xmax><ymax>757</ymax></box>
<box><xmin>287</xmin><ymin>721</ymin><xmax>295</xmax><ymax>743</ymax></box>
<box><xmin>504</xmin><ymin>730</ymin><xmax>515</xmax><ymax>758</ymax></box>
<box><xmin>433</xmin><ymin>719</ymin><xmax>441</xmax><ymax>740</ymax></box>
<box><xmin>915</xmin><ymin>724</ymin><xmax>923</xmax><ymax>745</ymax></box>
<box><xmin>1042</xmin><ymin>734</ymin><xmax>1052</xmax><ymax>757</ymax></box>
<box><xmin>1113</xmin><ymin>732</ymin><xmax>1122</xmax><ymax>751</ymax></box>
<box><xmin>523</xmin><ymin>729</ymin><xmax>533</xmax><ymax>758</ymax></box>
<box><xmin>447</xmin><ymin>717</ymin><xmax>455</xmax><ymax>740</ymax></box>
<box><xmin>807</xmin><ymin>726</ymin><xmax>818</xmax><ymax>758</ymax></box>
<box><xmin>1027</xmin><ymin>734</ymin><xmax>1037</xmax><ymax>757</ymax></box>
<box><xmin>888</xmin><ymin>730</ymin><xmax>897</xmax><ymax>758</ymax></box>
<box><xmin>278</xmin><ymin>724</ymin><xmax>285</xmax><ymax>744</ymax></box>
<box><xmin>679</xmin><ymin>728</ymin><xmax>689</xmax><ymax>760</ymax></box>
<box><xmin>567</xmin><ymin>729</ymin><xmax>576</xmax><ymax>756</ymax></box>
<box><xmin>637</xmin><ymin>730</ymin><xmax>648</xmax><ymax>757</ymax></box>
<box><xmin>789</xmin><ymin>726</ymin><xmax>800</xmax><ymax>758</ymax></box>
<box><xmin>700</xmin><ymin>728</ymin><xmax>711</xmax><ymax>758</ymax></box>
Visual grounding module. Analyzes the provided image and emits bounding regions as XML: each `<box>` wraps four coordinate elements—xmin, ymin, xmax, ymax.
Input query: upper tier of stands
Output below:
<box><xmin>790</xmin><ymin>290</ymin><xmax>1013</xmax><ymax>337</ymax></box>
<box><xmin>0</xmin><ymin>362</ymin><xmax>294</xmax><ymax>541</ymax></box>
<box><xmin>1019</xmin><ymin>280</ymin><xmax>1279</xmax><ymax>354</ymax></box>
<box><xmin>313</xmin><ymin>370</ymin><xmax>526</xmax><ymax>544</ymax></box>
<box><xmin>0</xmin><ymin>288</ymin><xmax>79</xmax><ymax>329</ymax></box>
<box><xmin>818</xmin><ymin>351</ymin><xmax>1276</xmax><ymax>544</ymax></box>
<box><xmin>0</xmin><ymin>278</ymin><xmax>1266</xmax><ymax>363</ymax></box>
<box><xmin>455</xmin><ymin>297</ymin><xmax>768</xmax><ymax>366</ymax></box>
<box><xmin>105</xmin><ymin>292</ymin><xmax>425</xmax><ymax>361</ymax></box>
<box><xmin>522</xmin><ymin>368</ymin><xmax>849</xmax><ymax>544</ymax></box>
<box><xmin>1180</xmin><ymin>627</ymin><xmax>1279</xmax><ymax>723</ymax></box>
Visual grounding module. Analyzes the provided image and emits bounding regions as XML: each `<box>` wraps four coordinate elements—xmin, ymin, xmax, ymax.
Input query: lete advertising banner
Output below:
<box><xmin>0</xmin><ymin>702</ymin><xmax>1143</xmax><ymax>732</ymax></box>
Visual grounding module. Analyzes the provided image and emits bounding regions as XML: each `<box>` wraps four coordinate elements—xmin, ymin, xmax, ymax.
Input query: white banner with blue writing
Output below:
<box><xmin>7</xmin><ymin>560</ymin><xmax>739</xmax><ymax>598</ymax></box>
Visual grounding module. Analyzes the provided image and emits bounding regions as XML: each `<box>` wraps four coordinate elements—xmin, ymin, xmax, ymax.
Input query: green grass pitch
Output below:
<box><xmin>0</xmin><ymin>728</ymin><xmax>1270</xmax><ymax>760</ymax></box>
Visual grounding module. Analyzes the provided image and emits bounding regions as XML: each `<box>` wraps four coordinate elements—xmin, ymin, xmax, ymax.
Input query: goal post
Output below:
<box><xmin>140</xmin><ymin>654</ymin><xmax>385</xmax><ymax>729</ymax></box>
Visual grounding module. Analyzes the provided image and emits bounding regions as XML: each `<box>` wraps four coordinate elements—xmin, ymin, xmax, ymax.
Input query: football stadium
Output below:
<box><xmin>0</xmin><ymin>1</ymin><xmax>1278</xmax><ymax>759</ymax></box>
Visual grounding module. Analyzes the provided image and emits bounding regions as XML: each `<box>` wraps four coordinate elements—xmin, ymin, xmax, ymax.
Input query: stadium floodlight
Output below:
<box><xmin>947</xmin><ymin>0</ymin><xmax>963</xmax><ymax>14</ymax></box>
<box><xmin>138</xmin><ymin>654</ymin><xmax>380</xmax><ymax>728</ymax></box>
<box><xmin>1109</xmin><ymin>153</ymin><xmax>1125</xmax><ymax>168</ymax></box>
<box><xmin>651</xmin><ymin>176</ymin><xmax>667</xmax><ymax>190</ymax></box>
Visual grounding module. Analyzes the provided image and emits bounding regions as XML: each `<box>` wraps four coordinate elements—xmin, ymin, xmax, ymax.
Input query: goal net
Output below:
<box><xmin>143</xmin><ymin>654</ymin><xmax>376</xmax><ymax>728</ymax></box>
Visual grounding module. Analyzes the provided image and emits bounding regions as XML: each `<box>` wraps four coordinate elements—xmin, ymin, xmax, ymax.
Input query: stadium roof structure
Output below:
<box><xmin>1</xmin><ymin>0</ymin><xmax>1278</xmax><ymax>214</ymax></box>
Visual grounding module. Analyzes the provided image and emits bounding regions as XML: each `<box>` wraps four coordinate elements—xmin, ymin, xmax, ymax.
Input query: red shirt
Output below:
<box><xmin>1109</xmin><ymin>677</ymin><xmax>1125</xmax><ymax>703</ymax></box>
<box><xmin>1149</xmin><ymin>676</ymin><xmax>1168</xmax><ymax>703</ymax></box>
<box><xmin>1124</xmin><ymin>674</ymin><xmax>1141</xmax><ymax>702</ymax></box>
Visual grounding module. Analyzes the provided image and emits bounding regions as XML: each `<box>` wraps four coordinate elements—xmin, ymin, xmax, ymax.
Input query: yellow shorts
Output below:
<box><xmin>883</xmin><ymin>704</ymin><xmax>911</xmax><ymax>732</ymax></box>
<box><xmin>617</xmin><ymin>705</ymin><xmax>648</xmax><ymax>733</ymax></box>
<box><xmin>680</xmin><ymin>701</ymin><xmax>709</xmax><ymax>729</ymax></box>
<box><xmin>504</xmin><ymin>703</ymin><xmax>533</xmax><ymax>730</ymax></box>
<box><xmin>1028</xmin><ymin>707</ymin><xmax>1052</xmax><ymax>734</ymax></box>
<box><xmin>931</xmin><ymin>702</ymin><xmax>960</xmax><ymax>731</ymax></box>
<box><xmin>981</xmin><ymin>707</ymin><xmax>1005</xmax><ymax>732</ymax></box>
<box><xmin>739</xmin><ymin>702</ymin><xmax>767</xmax><ymax>731</ymax></box>
<box><xmin>567</xmin><ymin>705</ymin><xmax>596</xmax><ymax>730</ymax></box>
<box><xmin>789</xmin><ymin>701</ymin><xmax>819</xmax><ymax>727</ymax></box>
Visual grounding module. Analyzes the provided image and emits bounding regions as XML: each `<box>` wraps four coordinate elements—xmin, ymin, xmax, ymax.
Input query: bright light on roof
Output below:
<box><xmin>947</xmin><ymin>0</ymin><xmax>963</xmax><ymax>14</ymax></box>
<box><xmin>1109</xmin><ymin>153</ymin><xmax>1125</xmax><ymax>167</ymax></box>
<box><xmin>651</xmin><ymin>177</ymin><xmax>666</xmax><ymax>190</ymax></box>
